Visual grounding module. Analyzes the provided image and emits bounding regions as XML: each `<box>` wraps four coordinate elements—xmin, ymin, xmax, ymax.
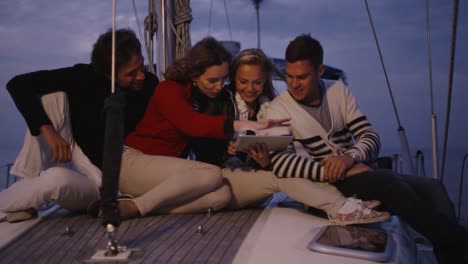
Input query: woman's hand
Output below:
<box><xmin>247</xmin><ymin>143</ymin><xmax>271</xmax><ymax>168</ymax></box>
<box><xmin>233</xmin><ymin>118</ymin><xmax>290</xmax><ymax>132</ymax></box>
<box><xmin>262</xmin><ymin>118</ymin><xmax>291</xmax><ymax>129</ymax></box>
<box><xmin>227</xmin><ymin>141</ymin><xmax>237</xmax><ymax>156</ymax></box>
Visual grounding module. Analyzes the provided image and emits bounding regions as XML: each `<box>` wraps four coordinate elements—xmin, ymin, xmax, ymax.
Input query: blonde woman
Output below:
<box><xmin>192</xmin><ymin>48</ymin><xmax>389</xmax><ymax>225</ymax></box>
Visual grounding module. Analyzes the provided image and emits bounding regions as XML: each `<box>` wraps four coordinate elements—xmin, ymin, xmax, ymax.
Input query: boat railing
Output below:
<box><xmin>0</xmin><ymin>162</ymin><xmax>16</xmax><ymax>191</ymax></box>
<box><xmin>392</xmin><ymin>154</ymin><xmax>404</xmax><ymax>174</ymax></box>
<box><xmin>391</xmin><ymin>151</ymin><xmax>427</xmax><ymax>177</ymax></box>
<box><xmin>415</xmin><ymin>150</ymin><xmax>426</xmax><ymax>177</ymax></box>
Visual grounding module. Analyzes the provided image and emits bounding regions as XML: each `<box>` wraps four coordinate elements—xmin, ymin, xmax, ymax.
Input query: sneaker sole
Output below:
<box><xmin>6</xmin><ymin>209</ymin><xmax>38</xmax><ymax>223</ymax></box>
<box><xmin>331</xmin><ymin>213</ymin><xmax>391</xmax><ymax>226</ymax></box>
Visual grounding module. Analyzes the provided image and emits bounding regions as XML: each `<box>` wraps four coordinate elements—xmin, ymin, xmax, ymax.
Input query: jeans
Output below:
<box><xmin>334</xmin><ymin>169</ymin><xmax>468</xmax><ymax>263</ymax></box>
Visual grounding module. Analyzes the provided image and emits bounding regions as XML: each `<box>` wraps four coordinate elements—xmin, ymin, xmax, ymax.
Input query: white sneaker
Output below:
<box><xmin>328</xmin><ymin>198</ymin><xmax>390</xmax><ymax>225</ymax></box>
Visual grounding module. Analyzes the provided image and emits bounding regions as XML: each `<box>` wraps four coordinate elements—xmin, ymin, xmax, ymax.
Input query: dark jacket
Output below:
<box><xmin>7</xmin><ymin>63</ymin><xmax>159</xmax><ymax>168</ymax></box>
<box><xmin>190</xmin><ymin>85</ymin><xmax>236</xmax><ymax>166</ymax></box>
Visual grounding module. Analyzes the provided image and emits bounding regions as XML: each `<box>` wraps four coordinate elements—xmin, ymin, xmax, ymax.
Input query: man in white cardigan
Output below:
<box><xmin>266</xmin><ymin>34</ymin><xmax>467</xmax><ymax>264</ymax></box>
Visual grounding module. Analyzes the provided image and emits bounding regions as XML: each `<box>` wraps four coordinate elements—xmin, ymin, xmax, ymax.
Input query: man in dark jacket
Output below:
<box><xmin>0</xmin><ymin>28</ymin><xmax>159</xmax><ymax>223</ymax></box>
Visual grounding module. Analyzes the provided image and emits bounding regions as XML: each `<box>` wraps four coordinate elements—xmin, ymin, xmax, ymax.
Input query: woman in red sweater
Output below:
<box><xmin>118</xmin><ymin>37</ymin><xmax>284</xmax><ymax>219</ymax></box>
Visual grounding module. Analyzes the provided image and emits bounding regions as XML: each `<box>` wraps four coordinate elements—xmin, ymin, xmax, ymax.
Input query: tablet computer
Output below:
<box><xmin>308</xmin><ymin>225</ymin><xmax>394</xmax><ymax>262</ymax></box>
<box><xmin>235</xmin><ymin>134</ymin><xmax>293</xmax><ymax>152</ymax></box>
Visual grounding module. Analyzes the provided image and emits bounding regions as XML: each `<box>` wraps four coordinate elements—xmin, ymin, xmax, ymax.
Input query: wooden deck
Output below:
<box><xmin>0</xmin><ymin>188</ymin><xmax>440</xmax><ymax>264</ymax></box>
<box><xmin>0</xmin><ymin>207</ymin><xmax>262</xmax><ymax>263</ymax></box>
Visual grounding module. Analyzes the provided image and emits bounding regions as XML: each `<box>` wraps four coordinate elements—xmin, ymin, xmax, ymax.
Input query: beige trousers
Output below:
<box><xmin>120</xmin><ymin>147</ymin><xmax>232</xmax><ymax>216</ymax></box>
<box><xmin>222</xmin><ymin>168</ymin><xmax>346</xmax><ymax>215</ymax></box>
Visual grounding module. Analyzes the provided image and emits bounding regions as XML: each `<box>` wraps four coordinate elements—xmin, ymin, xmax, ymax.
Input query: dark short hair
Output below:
<box><xmin>91</xmin><ymin>28</ymin><xmax>142</xmax><ymax>76</ymax></box>
<box><xmin>285</xmin><ymin>34</ymin><xmax>323</xmax><ymax>67</ymax></box>
<box><xmin>164</xmin><ymin>37</ymin><xmax>232</xmax><ymax>83</ymax></box>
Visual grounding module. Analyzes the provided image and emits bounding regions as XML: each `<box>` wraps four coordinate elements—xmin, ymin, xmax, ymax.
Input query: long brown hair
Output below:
<box><xmin>164</xmin><ymin>37</ymin><xmax>232</xmax><ymax>83</ymax></box>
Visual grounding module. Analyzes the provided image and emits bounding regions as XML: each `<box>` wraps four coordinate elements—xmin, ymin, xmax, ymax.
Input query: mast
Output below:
<box><xmin>155</xmin><ymin>0</ymin><xmax>176</xmax><ymax>80</ymax></box>
<box><xmin>152</xmin><ymin>0</ymin><xmax>191</xmax><ymax>79</ymax></box>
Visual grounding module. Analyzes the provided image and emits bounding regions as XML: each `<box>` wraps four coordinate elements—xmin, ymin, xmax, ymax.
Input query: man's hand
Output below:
<box><xmin>246</xmin><ymin>143</ymin><xmax>271</xmax><ymax>168</ymax></box>
<box><xmin>346</xmin><ymin>163</ymin><xmax>374</xmax><ymax>177</ymax></box>
<box><xmin>320</xmin><ymin>155</ymin><xmax>355</xmax><ymax>183</ymax></box>
<box><xmin>40</xmin><ymin>124</ymin><xmax>72</xmax><ymax>163</ymax></box>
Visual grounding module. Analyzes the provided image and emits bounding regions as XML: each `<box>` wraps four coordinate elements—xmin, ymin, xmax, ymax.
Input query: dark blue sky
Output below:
<box><xmin>0</xmin><ymin>0</ymin><xmax>467</xmax><ymax>167</ymax></box>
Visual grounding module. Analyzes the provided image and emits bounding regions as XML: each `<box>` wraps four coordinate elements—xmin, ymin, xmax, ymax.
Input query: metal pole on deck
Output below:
<box><xmin>96</xmin><ymin>1</ymin><xmax>128</xmax><ymax>258</ymax></box>
<box><xmin>424</xmin><ymin>0</ymin><xmax>439</xmax><ymax>180</ymax></box>
<box><xmin>99</xmin><ymin>0</ymin><xmax>121</xmax><ymax>229</ymax></box>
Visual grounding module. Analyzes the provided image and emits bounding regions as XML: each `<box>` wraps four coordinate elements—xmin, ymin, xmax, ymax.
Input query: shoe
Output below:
<box><xmin>117</xmin><ymin>194</ymin><xmax>135</xmax><ymax>201</ymax></box>
<box><xmin>5</xmin><ymin>208</ymin><xmax>38</xmax><ymax>223</ymax></box>
<box><xmin>348</xmin><ymin>196</ymin><xmax>382</xmax><ymax>209</ymax></box>
<box><xmin>87</xmin><ymin>194</ymin><xmax>135</xmax><ymax>218</ymax></box>
<box><xmin>328</xmin><ymin>198</ymin><xmax>390</xmax><ymax>225</ymax></box>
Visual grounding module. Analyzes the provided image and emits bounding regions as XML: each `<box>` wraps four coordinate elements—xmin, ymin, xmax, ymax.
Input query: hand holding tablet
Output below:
<box><xmin>234</xmin><ymin>129</ymin><xmax>293</xmax><ymax>152</ymax></box>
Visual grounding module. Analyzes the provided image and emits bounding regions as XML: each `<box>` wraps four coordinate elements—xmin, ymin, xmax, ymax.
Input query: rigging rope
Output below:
<box><xmin>425</xmin><ymin>0</ymin><xmax>435</xmax><ymax>117</ymax></box>
<box><xmin>208</xmin><ymin>0</ymin><xmax>213</xmax><ymax>35</ymax></box>
<box><xmin>440</xmin><ymin>0</ymin><xmax>459</xmax><ymax>182</ymax></box>
<box><xmin>363</xmin><ymin>0</ymin><xmax>402</xmax><ymax>127</ymax></box>
<box><xmin>223</xmin><ymin>0</ymin><xmax>233</xmax><ymax>40</ymax></box>
<box><xmin>363</xmin><ymin>0</ymin><xmax>414</xmax><ymax>174</ymax></box>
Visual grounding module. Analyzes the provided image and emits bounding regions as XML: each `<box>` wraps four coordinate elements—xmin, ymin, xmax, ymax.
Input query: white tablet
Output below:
<box><xmin>235</xmin><ymin>134</ymin><xmax>293</xmax><ymax>152</ymax></box>
<box><xmin>308</xmin><ymin>225</ymin><xmax>394</xmax><ymax>262</ymax></box>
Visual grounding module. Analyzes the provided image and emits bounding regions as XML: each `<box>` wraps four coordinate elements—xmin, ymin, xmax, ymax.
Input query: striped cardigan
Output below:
<box><xmin>265</xmin><ymin>79</ymin><xmax>380</xmax><ymax>182</ymax></box>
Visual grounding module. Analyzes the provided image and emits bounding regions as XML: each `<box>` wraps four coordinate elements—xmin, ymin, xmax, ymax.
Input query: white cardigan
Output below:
<box><xmin>235</xmin><ymin>92</ymin><xmax>270</xmax><ymax>122</ymax></box>
<box><xmin>266</xmin><ymin>79</ymin><xmax>380</xmax><ymax>181</ymax></box>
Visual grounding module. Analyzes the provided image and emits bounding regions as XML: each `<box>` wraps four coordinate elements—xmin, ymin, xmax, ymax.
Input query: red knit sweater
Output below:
<box><xmin>125</xmin><ymin>80</ymin><xmax>229</xmax><ymax>157</ymax></box>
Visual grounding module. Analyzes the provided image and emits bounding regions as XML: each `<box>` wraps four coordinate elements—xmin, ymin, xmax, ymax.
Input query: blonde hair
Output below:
<box><xmin>229</xmin><ymin>49</ymin><xmax>282</xmax><ymax>100</ymax></box>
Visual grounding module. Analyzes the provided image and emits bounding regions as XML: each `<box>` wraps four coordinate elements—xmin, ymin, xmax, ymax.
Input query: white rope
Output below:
<box><xmin>174</xmin><ymin>0</ymin><xmax>192</xmax><ymax>59</ymax></box>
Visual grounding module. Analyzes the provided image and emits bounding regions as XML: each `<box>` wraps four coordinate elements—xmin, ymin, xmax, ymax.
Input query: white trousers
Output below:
<box><xmin>0</xmin><ymin>92</ymin><xmax>100</xmax><ymax>212</ymax></box>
